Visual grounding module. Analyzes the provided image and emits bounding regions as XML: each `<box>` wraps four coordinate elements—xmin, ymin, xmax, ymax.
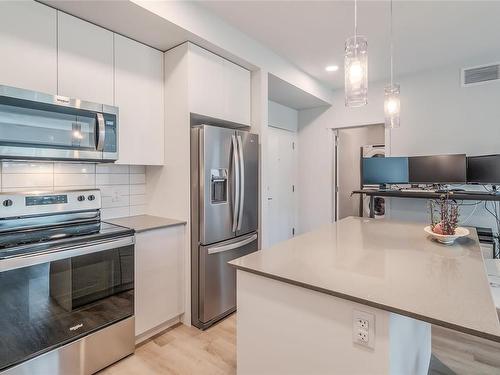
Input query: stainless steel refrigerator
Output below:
<box><xmin>191</xmin><ymin>124</ymin><xmax>259</xmax><ymax>329</ymax></box>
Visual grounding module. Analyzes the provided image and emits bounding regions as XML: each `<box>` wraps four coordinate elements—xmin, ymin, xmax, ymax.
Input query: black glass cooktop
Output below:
<box><xmin>0</xmin><ymin>222</ymin><xmax>134</xmax><ymax>259</ymax></box>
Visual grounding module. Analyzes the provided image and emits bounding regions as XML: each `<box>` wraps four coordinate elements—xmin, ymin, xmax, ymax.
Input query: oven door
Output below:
<box><xmin>0</xmin><ymin>236</ymin><xmax>134</xmax><ymax>372</ymax></box>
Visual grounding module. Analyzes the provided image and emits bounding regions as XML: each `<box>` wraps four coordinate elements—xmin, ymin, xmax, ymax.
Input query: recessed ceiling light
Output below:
<box><xmin>325</xmin><ymin>65</ymin><xmax>339</xmax><ymax>72</ymax></box>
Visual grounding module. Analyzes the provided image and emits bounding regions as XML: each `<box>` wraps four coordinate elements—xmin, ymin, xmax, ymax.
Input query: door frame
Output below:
<box><xmin>332</xmin><ymin>123</ymin><xmax>387</xmax><ymax>222</ymax></box>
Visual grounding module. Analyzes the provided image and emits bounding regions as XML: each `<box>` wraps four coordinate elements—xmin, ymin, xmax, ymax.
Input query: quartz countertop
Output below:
<box><xmin>105</xmin><ymin>215</ymin><xmax>186</xmax><ymax>233</ymax></box>
<box><xmin>229</xmin><ymin>216</ymin><xmax>500</xmax><ymax>342</ymax></box>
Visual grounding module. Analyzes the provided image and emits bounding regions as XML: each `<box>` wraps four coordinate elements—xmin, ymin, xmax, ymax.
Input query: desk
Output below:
<box><xmin>352</xmin><ymin>189</ymin><xmax>500</xmax><ymax>218</ymax></box>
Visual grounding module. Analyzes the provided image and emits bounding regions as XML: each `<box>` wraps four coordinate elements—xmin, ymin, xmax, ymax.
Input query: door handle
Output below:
<box><xmin>96</xmin><ymin>113</ymin><xmax>106</xmax><ymax>151</ymax></box>
<box><xmin>236</xmin><ymin>135</ymin><xmax>245</xmax><ymax>231</ymax></box>
<box><xmin>0</xmin><ymin>236</ymin><xmax>135</xmax><ymax>272</ymax></box>
<box><xmin>207</xmin><ymin>233</ymin><xmax>257</xmax><ymax>255</ymax></box>
<box><xmin>231</xmin><ymin>135</ymin><xmax>240</xmax><ymax>233</ymax></box>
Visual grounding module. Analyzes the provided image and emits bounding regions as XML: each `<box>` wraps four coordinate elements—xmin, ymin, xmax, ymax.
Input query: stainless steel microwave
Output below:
<box><xmin>0</xmin><ymin>85</ymin><xmax>118</xmax><ymax>162</ymax></box>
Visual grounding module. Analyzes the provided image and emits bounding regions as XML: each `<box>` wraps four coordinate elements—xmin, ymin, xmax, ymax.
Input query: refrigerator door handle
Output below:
<box><xmin>207</xmin><ymin>233</ymin><xmax>258</xmax><ymax>255</ymax></box>
<box><xmin>236</xmin><ymin>135</ymin><xmax>245</xmax><ymax>231</ymax></box>
<box><xmin>231</xmin><ymin>135</ymin><xmax>240</xmax><ymax>233</ymax></box>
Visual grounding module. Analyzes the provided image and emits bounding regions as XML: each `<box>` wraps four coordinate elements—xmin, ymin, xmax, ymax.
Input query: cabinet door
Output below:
<box><xmin>0</xmin><ymin>1</ymin><xmax>57</xmax><ymax>93</ymax></box>
<box><xmin>225</xmin><ymin>59</ymin><xmax>251</xmax><ymax>125</ymax></box>
<box><xmin>188</xmin><ymin>44</ymin><xmax>226</xmax><ymax>120</ymax></box>
<box><xmin>135</xmin><ymin>225</ymin><xmax>184</xmax><ymax>337</ymax></box>
<box><xmin>188</xmin><ymin>44</ymin><xmax>251</xmax><ymax>125</ymax></box>
<box><xmin>57</xmin><ymin>12</ymin><xmax>113</xmax><ymax>104</ymax></box>
<box><xmin>114</xmin><ymin>35</ymin><xmax>164</xmax><ymax>165</ymax></box>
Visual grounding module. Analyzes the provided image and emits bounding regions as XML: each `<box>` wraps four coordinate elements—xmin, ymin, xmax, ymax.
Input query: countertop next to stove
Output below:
<box><xmin>105</xmin><ymin>215</ymin><xmax>186</xmax><ymax>233</ymax></box>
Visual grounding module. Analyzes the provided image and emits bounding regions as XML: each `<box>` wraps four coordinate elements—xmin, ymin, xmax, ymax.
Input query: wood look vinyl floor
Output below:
<box><xmin>99</xmin><ymin>314</ymin><xmax>500</xmax><ymax>375</ymax></box>
<box><xmin>99</xmin><ymin>314</ymin><xmax>236</xmax><ymax>375</ymax></box>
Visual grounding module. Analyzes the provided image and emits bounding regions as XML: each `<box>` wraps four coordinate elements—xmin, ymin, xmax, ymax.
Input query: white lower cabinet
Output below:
<box><xmin>135</xmin><ymin>225</ymin><xmax>185</xmax><ymax>339</ymax></box>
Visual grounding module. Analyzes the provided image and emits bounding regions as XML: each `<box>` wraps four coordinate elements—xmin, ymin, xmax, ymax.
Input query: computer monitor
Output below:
<box><xmin>408</xmin><ymin>154</ymin><xmax>466</xmax><ymax>184</ymax></box>
<box><xmin>362</xmin><ymin>157</ymin><xmax>409</xmax><ymax>185</ymax></box>
<box><xmin>467</xmin><ymin>155</ymin><xmax>500</xmax><ymax>184</ymax></box>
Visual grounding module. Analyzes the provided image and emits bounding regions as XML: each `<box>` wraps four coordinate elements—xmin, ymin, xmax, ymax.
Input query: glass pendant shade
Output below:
<box><xmin>344</xmin><ymin>35</ymin><xmax>368</xmax><ymax>107</ymax></box>
<box><xmin>384</xmin><ymin>84</ymin><xmax>400</xmax><ymax>128</ymax></box>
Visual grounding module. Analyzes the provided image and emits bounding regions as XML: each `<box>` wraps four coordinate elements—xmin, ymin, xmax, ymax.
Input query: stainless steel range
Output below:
<box><xmin>0</xmin><ymin>189</ymin><xmax>135</xmax><ymax>375</ymax></box>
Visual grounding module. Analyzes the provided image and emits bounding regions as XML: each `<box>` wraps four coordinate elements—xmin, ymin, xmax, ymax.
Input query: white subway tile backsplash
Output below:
<box><xmin>2</xmin><ymin>174</ymin><xmax>53</xmax><ymax>189</ymax></box>
<box><xmin>96</xmin><ymin>164</ymin><xmax>129</xmax><ymax>174</ymax></box>
<box><xmin>129</xmin><ymin>165</ymin><xmax>145</xmax><ymax>174</ymax></box>
<box><xmin>54</xmin><ymin>173</ymin><xmax>96</xmax><ymax>187</ymax></box>
<box><xmin>129</xmin><ymin>205</ymin><xmax>147</xmax><ymax>216</ymax></box>
<box><xmin>2</xmin><ymin>161</ymin><xmax>53</xmax><ymax>174</ymax></box>
<box><xmin>129</xmin><ymin>173</ymin><xmax>146</xmax><ymax>185</ymax></box>
<box><xmin>54</xmin><ymin>163</ymin><xmax>95</xmax><ymax>174</ymax></box>
<box><xmin>102</xmin><ymin>195</ymin><xmax>130</xmax><ymax>208</ymax></box>
<box><xmin>3</xmin><ymin>186</ymin><xmax>53</xmax><ymax>193</ymax></box>
<box><xmin>98</xmin><ymin>184</ymin><xmax>130</xmax><ymax>197</ymax></box>
<box><xmin>96</xmin><ymin>173</ymin><xmax>129</xmax><ymax>186</ymax></box>
<box><xmin>101</xmin><ymin>206</ymin><xmax>130</xmax><ymax>220</ymax></box>
<box><xmin>130</xmin><ymin>184</ymin><xmax>146</xmax><ymax>195</ymax></box>
<box><xmin>0</xmin><ymin>162</ymin><xmax>147</xmax><ymax>220</ymax></box>
<box><xmin>130</xmin><ymin>194</ymin><xmax>146</xmax><ymax>206</ymax></box>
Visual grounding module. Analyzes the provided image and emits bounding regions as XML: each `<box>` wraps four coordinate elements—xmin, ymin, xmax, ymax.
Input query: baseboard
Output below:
<box><xmin>135</xmin><ymin>315</ymin><xmax>182</xmax><ymax>345</ymax></box>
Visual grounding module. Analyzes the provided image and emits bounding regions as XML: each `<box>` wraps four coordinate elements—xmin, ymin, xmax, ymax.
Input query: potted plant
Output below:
<box><xmin>425</xmin><ymin>194</ymin><xmax>469</xmax><ymax>245</ymax></box>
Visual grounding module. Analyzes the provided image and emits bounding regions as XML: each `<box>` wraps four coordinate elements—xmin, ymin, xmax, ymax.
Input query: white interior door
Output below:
<box><xmin>267</xmin><ymin>126</ymin><xmax>297</xmax><ymax>247</ymax></box>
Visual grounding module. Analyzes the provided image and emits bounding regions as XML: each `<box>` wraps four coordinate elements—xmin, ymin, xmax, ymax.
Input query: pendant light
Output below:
<box><xmin>384</xmin><ymin>0</ymin><xmax>400</xmax><ymax>128</ymax></box>
<box><xmin>345</xmin><ymin>0</ymin><xmax>368</xmax><ymax>107</ymax></box>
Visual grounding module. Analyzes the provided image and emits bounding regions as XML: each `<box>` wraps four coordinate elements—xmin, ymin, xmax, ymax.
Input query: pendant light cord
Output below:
<box><xmin>390</xmin><ymin>0</ymin><xmax>394</xmax><ymax>86</ymax></box>
<box><xmin>354</xmin><ymin>0</ymin><xmax>358</xmax><ymax>42</ymax></box>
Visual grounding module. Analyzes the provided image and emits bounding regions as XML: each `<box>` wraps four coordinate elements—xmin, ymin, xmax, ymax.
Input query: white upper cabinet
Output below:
<box><xmin>114</xmin><ymin>35</ymin><xmax>164</xmax><ymax>165</ymax></box>
<box><xmin>188</xmin><ymin>44</ymin><xmax>251</xmax><ymax>125</ymax></box>
<box><xmin>0</xmin><ymin>1</ymin><xmax>57</xmax><ymax>93</ymax></box>
<box><xmin>57</xmin><ymin>12</ymin><xmax>114</xmax><ymax>104</ymax></box>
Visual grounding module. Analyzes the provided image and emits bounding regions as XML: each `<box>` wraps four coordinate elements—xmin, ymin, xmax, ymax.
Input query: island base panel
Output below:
<box><xmin>236</xmin><ymin>270</ymin><xmax>431</xmax><ymax>375</ymax></box>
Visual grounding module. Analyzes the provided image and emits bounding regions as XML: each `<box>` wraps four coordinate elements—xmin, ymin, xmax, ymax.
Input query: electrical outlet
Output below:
<box><xmin>356</xmin><ymin>318</ymin><xmax>369</xmax><ymax>330</ymax></box>
<box><xmin>356</xmin><ymin>330</ymin><xmax>369</xmax><ymax>343</ymax></box>
<box><xmin>353</xmin><ymin>309</ymin><xmax>375</xmax><ymax>349</ymax></box>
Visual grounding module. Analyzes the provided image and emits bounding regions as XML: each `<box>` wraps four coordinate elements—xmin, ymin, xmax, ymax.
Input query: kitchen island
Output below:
<box><xmin>230</xmin><ymin>217</ymin><xmax>500</xmax><ymax>375</ymax></box>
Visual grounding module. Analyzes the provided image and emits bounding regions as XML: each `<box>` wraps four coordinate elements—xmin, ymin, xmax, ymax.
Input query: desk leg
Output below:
<box><xmin>369</xmin><ymin>196</ymin><xmax>375</xmax><ymax>218</ymax></box>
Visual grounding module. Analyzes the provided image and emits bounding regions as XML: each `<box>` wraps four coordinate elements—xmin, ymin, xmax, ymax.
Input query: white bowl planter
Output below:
<box><xmin>424</xmin><ymin>226</ymin><xmax>470</xmax><ymax>245</ymax></box>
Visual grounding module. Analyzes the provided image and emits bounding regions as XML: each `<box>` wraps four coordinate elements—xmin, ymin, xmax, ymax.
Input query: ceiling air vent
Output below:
<box><xmin>462</xmin><ymin>63</ymin><xmax>500</xmax><ymax>87</ymax></box>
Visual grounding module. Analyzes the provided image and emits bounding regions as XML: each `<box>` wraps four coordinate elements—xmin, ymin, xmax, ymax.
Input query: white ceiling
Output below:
<box><xmin>199</xmin><ymin>1</ymin><xmax>500</xmax><ymax>89</ymax></box>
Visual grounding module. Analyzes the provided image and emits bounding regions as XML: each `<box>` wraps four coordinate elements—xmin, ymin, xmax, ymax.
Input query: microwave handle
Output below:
<box><xmin>96</xmin><ymin>113</ymin><xmax>106</xmax><ymax>151</ymax></box>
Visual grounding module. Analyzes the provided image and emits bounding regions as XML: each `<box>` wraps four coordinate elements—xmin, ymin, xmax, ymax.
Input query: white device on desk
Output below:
<box><xmin>361</xmin><ymin>144</ymin><xmax>385</xmax><ymax>219</ymax></box>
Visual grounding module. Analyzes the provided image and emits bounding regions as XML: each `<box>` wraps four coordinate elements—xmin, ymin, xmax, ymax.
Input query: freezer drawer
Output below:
<box><xmin>198</xmin><ymin>232</ymin><xmax>258</xmax><ymax>324</ymax></box>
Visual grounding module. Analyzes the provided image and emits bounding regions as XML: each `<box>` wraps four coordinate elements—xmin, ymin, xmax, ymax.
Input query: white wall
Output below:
<box><xmin>0</xmin><ymin>161</ymin><xmax>147</xmax><ymax>219</ymax></box>
<box><xmin>297</xmin><ymin>106</ymin><xmax>334</xmax><ymax>233</ymax></box>
<box><xmin>298</xmin><ymin>58</ymin><xmax>500</xmax><ymax>234</ymax></box>
<box><xmin>268</xmin><ymin>100</ymin><xmax>298</xmax><ymax>132</ymax></box>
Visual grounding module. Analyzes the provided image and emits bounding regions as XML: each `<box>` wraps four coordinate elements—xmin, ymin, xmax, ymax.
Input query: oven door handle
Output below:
<box><xmin>0</xmin><ymin>236</ymin><xmax>135</xmax><ymax>272</ymax></box>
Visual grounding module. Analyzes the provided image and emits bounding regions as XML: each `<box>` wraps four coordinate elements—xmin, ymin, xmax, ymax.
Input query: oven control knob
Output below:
<box><xmin>2</xmin><ymin>199</ymin><xmax>13</xmax><ymax>207</ymax></box>
<box><xmin>77</xmin><ymin>195</ymin><xmax>86</xmax><ymax>202</ymax></box>
<box><xmin>87</xmin><ymin>194</ymin><xmax>95</xmax><ymax>201</ymax></box>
